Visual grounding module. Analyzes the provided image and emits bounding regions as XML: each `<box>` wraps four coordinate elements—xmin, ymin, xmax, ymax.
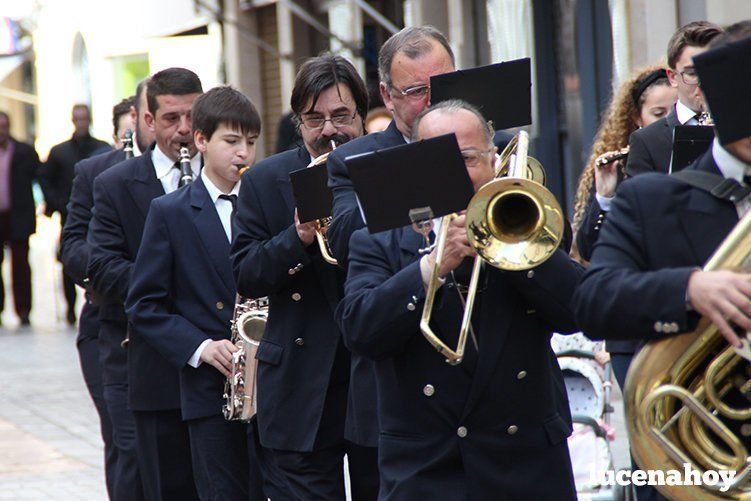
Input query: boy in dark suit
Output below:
<box><xmin>126</xmin><ymin>86</ymin><xmax>276</xmax><ymax>500</ymax></box>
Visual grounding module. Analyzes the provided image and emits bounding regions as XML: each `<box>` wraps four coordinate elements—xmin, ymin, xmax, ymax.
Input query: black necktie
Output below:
<box><xmin>219</xmin><ymin>194</ymin><xmax>238</xmax><ymax>240</ymax></box>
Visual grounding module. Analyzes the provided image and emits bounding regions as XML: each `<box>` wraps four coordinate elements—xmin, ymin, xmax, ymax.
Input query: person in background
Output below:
<box><xmin>112</xmin><ymin>96</ymin><xmax>136</xmax><ymax>149</ymax></box>
<box><xmin>625</xmin><ymin>21</ymin><xmax>723</xmax><ymax>176</ymax></box>
<box><xmin>274</xmin><ymin>111</ymin><xmax>301</xmax><ymax>153</ymax></box>
<box><xmin>0</xmin><ymin>111</ymin><xmax>41</xmax><ymax>327</ymax></box>
<box><xmin>43</xmin><ymin>103</ymin><xmax>111</xmax><ymax>324</ymax></box>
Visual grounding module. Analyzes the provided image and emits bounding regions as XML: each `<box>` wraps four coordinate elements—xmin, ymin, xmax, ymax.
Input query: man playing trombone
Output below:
<box><xmin>337</xmin><ymin>100</ymin><xmax>582</xmax><ymax>500</ymax></box>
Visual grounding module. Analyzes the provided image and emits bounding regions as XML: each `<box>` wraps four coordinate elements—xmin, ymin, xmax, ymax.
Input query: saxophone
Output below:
<box><xmin>222</xmin><ymin>295</ymin><xmax>268</xmax><ymax>422</ymax></box>
<box><xmin>624</xmin><ymin>209</ymin><xmax>751</xmax><ymax>499</ymax></box>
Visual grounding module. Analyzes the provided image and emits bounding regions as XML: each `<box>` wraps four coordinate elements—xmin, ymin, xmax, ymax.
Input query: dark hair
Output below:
<box><xmin>667</xmin><ymin>21</ymin><xmax>723</xmax><ymax>68</ymax></box>
<box><xmin>290</xmin><ymin>54</ymin><xmax>368</xmax><ymax>127</ymax></box>
<box><xmin>411</xmin><ymin>99</ymin><xmax>493</xmax><ymax>145</ymax></box>
<box><xmin>708</xmin><ymin>20</ymin><xmax>751</xmax><ymax>48</ymax></box>
<box><xmin>632</xmin><ymin>69</ymin><xmax>669</xmax><ymax>107</ymax></box>
<box><xmin>146</xmin><ymin>67</ymin><xmax>203</xmax><ymax>114</ymax></box>
<box><xmin>0</xmin><ymin>111</ymin><xmax>9</xmax><ymax>124</ymax></box>
<box><xmin>72</xmin><ymin>103</ymin><xmax>90</xmax><ymax>116</ymax></box>
<box><xmin>112</xmin><ymin>96</ymin><xmax>135</xmax><ymax>136</ymax></box>
<box><xmin>378</xmin><ymin>26</ymin><xmax>455</xmax><ymax>88</ymax></box>
<box><xmin>192</xmin><ymin>86</ymin><xmax>261</xmax><ymax>140</ymax></box>
<box><xmin>134</xmin><ymin>78</ymin><xmax>150</xmax><ymax>114</ymax></box>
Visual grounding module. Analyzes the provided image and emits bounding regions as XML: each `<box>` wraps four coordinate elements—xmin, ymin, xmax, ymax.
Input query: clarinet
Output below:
<box><xmin>179</xmin><ymin>144</ymin><xmax>193</xmax><ymax>187</ymax></box>
<box><xmin>123</xmin><ymin>129</ymin><xmax>134</xmax><ymax>159</ymax></box>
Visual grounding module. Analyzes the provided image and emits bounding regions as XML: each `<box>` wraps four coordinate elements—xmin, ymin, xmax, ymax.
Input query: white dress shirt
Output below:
<box><xmin>676</xmin><ymin>100</ymin><xmax>700</xmax><ymax>126</ymax></box>
<box><xmin>712</xmin><ymin>138</ymin><xmax>751</xmax><ymax>217</ymax></box>
<box><xmin>186</xmin><ymin>172</ymin><xmax>240</xmax><ymax>368</ymax></box>
<box><xmin>152</xmin><ymin>144</ymin><xmax>201</xmax><ymax>194</ymax></box>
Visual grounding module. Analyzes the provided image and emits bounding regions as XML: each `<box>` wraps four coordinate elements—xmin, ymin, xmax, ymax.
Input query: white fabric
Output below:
<box><xmin>200</xmin><ymin>170</ymin><xmax>240</xmax><ymax>242</ymax></box>
<box><xmin>152</xmin><ymin>144</ymin><xmax>201</xmax><ymax>194</ymax></box>
<box><xmin>676</xmin><ymin>100</ymin><xmax>699</xmax><ymax>126</ymax></box>
<box><xmin>187</xmin><ymin>339</ymin><xmax>212</xmax><ymax>368</ymax></box>
<box><xmin>594</xmin><ymin>193</ymin><xmax>613</xmax><ymax>212</ymax></box>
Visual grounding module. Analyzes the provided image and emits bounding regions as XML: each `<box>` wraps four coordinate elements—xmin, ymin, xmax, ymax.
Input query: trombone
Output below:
<box><xmin>305</xmin><ymin>140</ymin><xmax>338</xmax><ymax>266</ymax></box>
<box><xmin>420</xmin><ymin>131</ymin><xmax>565</xmax><ymax>365</ymax></box>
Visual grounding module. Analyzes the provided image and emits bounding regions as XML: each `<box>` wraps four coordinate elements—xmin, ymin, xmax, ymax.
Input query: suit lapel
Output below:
<box><xmin>127</xmin><ymin>150</ymin><xmax>165</xmax><ymax>219</ymax></box>
<box><xmin>190</xmin><ymin>177</ymin><xmax>235</xmax><ymax>295</ymax></box>
<box><xmin>677</xmin><ymin>152</ymin><xmax>738</xmax><ymax>263</ymax></box>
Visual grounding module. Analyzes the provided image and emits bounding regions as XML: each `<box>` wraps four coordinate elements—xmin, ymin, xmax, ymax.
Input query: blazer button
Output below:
<box><xmin>216</xmin><ymin>301</ymin><xmax>224</xmax><ymax>310</ymax></box>
<box><xmin>457</xmin><ymin>426</ymin><xmax>468</xmax><ymax>438</ymax></box>
<box><xmin>516</xmin><ymin>370</ymin><xmax>527</xmax><ymax>380</ymax></box>
<box><xmin>407</xmin><ymin>302</ymin><xmax>416</xmax><ymax>311</ymax></box>
<box><xmin>526</xmin><ymin>270</ymin><xmax>534</xmax><ymax>279</ymax></box>
<box><xmin>423</xmin><ymin>384</ymin><xmax>435</xmax><ymax>397</ymax></box>
<box><xmin>295</xmin><ymin>337</ymin><xmax>305</xmax><ymax>346</ymax></box>
<box><xmin>653</xmin><ymin>321</ymin><xmax>663</xmax><ymax>333</ymax></box>
<box><xmin>507</xmin><ymin>425</ymin><xmax>518</xmax><ymax>435</ymax></box>
<box><xmin>288</xmin><ymin>268</ymin><xmax>296</xmax><ymax>275</ymax></box>
<box><xmin>291</xmin><ymin>293</ymin><xmax>302</xmax><ymax>301</ymax></box>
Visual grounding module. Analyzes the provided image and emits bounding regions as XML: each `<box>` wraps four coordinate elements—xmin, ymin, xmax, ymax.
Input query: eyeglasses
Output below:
<box><xmin>300</xmin><ymin>112</ymin><xmax>357</xmax><ymax>130</ymax></box>
<box><xmin>460</xmin><ymin>148</ymin><xmax>494</xmax><ymax>168</ymax></box>
<box><xmin>679</xmin><ymin>68</ymin><xmax>699</xmax><ymax>85</ymax></box>
<box><xmin>391</xmin><ymin>84</ymin><xmax>431</xmax><ymax>100</ymax></box>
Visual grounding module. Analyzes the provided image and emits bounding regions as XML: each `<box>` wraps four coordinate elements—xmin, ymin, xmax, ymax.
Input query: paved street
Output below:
<box><xmin>0</xmin><ymin>215</ymin><xmax>629</xmax><ymax>499</ymax></box>
<box><xmin>0</xmin><ymin>215</ymin><xmax>106</xmax><ymax>500</ymax></box>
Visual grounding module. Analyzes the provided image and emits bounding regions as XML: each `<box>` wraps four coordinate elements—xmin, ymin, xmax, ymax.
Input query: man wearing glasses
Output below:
<box><xmin>626</xmin><ymin>21</ymin><xmax>723</xmax><ymax>176</ymax></box>
<box><xmin>230</xmin><ymin>54</ymin><xmax>379</xmax><ymax>500</ymax></box>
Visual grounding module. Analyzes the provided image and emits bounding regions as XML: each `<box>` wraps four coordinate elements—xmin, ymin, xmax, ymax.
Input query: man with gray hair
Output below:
<box><xmin>324</xmin><ymin>26</ymin><xmax>455</xmax><ymax>492</ymax></box>
<box><xmin>336</xmin><ymin>99</ymin><xmax>580</xmax><ymax>499</ymax></box>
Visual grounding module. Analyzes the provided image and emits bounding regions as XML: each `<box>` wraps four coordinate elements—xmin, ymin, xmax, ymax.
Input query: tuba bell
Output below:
<box><xmin>223</xmin><ymin>295</ymin><xmax>268</xmax><ymax>422</ymax></box>
<box><xmin>624</xmin><ymin>209</ymin><xmax>751</xmax><ymax>499</ymax></box>
<box><xmin>420</xmin><ymin>131</ymin><xmax>564</xmax><ymax>364</ymax></box>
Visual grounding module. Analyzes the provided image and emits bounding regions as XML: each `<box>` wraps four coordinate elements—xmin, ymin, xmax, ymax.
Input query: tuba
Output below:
<box><xmin>624</xmin><ymin>210</ymin><xmax>751</xmax><ymax>499</ymax></box>
<box><xmin>305</xmin><ymin>140</ymin><xmax>338</xmax><ymax>265</ymax></box>
<box><xmin>421</xmin><ymin>131</ymin><xmax>564</xmax><ymax>364</ymax></box>
<box><xmin>223</xmin><ymin>295</ymin><xmax>268</xmax><ymax>422</ymax></box>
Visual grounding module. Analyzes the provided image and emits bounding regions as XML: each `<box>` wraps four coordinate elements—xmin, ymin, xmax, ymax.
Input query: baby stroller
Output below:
<box><xmin>551</xmin><ymin>333</ymin><xmax>617</xmax><ymax>500</ymax></box>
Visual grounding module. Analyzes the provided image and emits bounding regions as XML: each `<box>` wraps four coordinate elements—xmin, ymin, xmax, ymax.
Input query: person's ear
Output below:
<box><xmin>194</xmin><ymin>130</ymin><xmax>208</xmax><ymax>153</ymax></box>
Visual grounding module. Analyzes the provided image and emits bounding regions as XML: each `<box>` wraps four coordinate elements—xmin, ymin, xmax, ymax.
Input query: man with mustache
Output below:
<box><xmin>87</xmin><ymin>67</ymin><xmax>202</xmax><ymax>500</ymax></box>
<box><xmin>231</xmin><ymin>54</ymin><xmax>378</xmax><ymax>500</ymax></box>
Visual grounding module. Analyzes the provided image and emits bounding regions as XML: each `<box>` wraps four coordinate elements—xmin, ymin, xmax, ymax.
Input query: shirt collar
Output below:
<box><xmin>676</xmin><ymin>100</ymin><xmax>699</xmax><ymax>125</ymax></box>
<box><xmin>152</xmin><ymin>144</ymin><xmax>201</xmax><ymax>180</ymax></box>
<box><xmin>200</xmin><ymin>169</ymin><xmax>240</xmax><ymax>202</ymax></box>
<box><xmin>712</xmin><ymin>137</ymin><xmax>751</xmax><ymax>182</ymax></box>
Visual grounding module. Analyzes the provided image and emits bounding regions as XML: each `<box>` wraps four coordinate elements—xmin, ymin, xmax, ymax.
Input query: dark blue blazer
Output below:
<box><xmin>126</xmin><ymin>176</ymin><xmax>236</xmax><ymax>421</ymax></box>
<box><xmin>231</xmin><ymin>146</ymin><xmax>354</xmax><ymax>451</ymax></box>
<box><xmin>87</xmin><ymin>148</ymin><xmax>181</xmax><ymax>411</ymax></box>
<box><xmin>574</xmin><ymin>149</ymin><xmax>733</xmax><ymax>341</ymax></box>
<box><xmin>337</xmin><ymin>226</ymin><xmax>581</xmax><ymax>500</ymax></box>
<box><xmin>625</xmin><ymin>105</ymin><xmax>680</xmax><ymax>176</ymax></box>
<box><xmin>61</xmin><ymin>148</ymin><xmax>126</xmax><ymax>346</ymax></box>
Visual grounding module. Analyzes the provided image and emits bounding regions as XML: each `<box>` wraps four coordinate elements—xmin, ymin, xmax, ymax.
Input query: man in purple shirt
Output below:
<box><xmin>0</xmin><ymin>111</ymin><xmax>41</xmax><ymax>326</ymax></box>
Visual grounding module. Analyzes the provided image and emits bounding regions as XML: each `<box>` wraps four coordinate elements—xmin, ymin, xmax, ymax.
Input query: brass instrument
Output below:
<box><xmin>421</xmin><ymin>131</ymin><xmax>564</xmax><ymax>364</ymax></box>
<box><xmin>306</xmin><ymin>140</ymin><xmax>338</xmax><ymax>266</ymax></box>
<box><xmin>223</xmin><ymin>295</ymin><xmax>268</xmax><ymax>422</ymax></box>
<box><xmin>123</xmin><ymin>129</ymin><xmax>134</xmax><ymax>159</ymax></box>
<box><xmin>624</xmin><ymin>211</ymin><xmax>751</xmax><ymax>499</ymax></box>
<box><xmin>178</xmin><ymin>145</ymin><xmax>193</xmax><ymax>187</ymax></box>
